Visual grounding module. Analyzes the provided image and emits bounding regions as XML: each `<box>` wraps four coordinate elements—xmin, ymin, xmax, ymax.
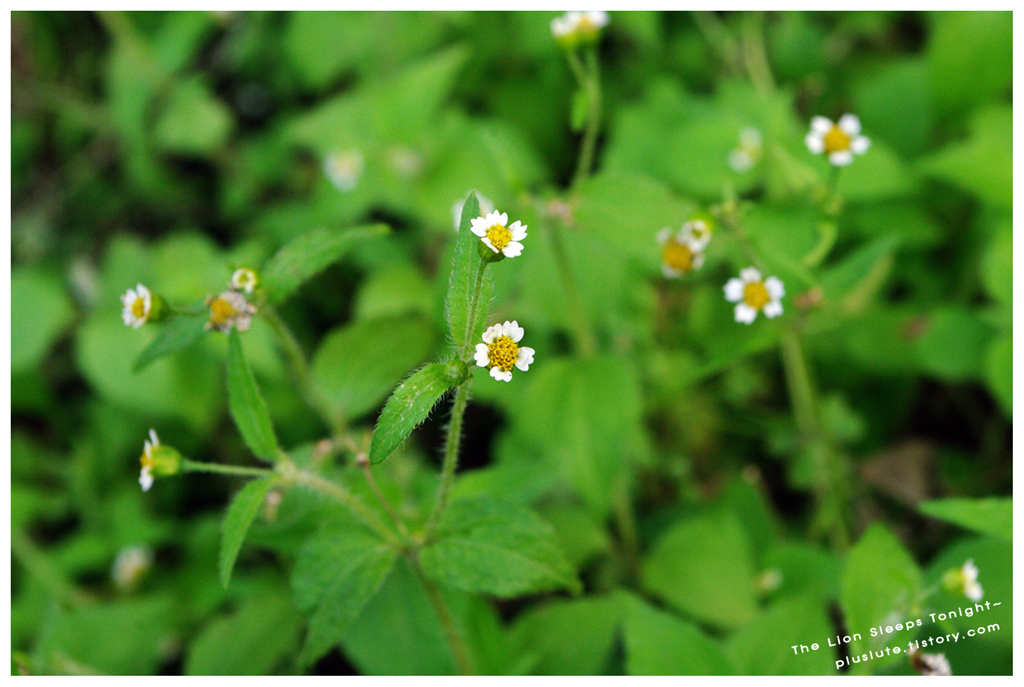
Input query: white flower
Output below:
<box><xmin>805</xmin><ymin>114</ymin><xmax>870</xmax><ymax>167</ymax></box>
<box><xmin>139</xmin><ymin>429</ymin><xmax>159</xmax><ymax>492</ymax></box>
<box><xmin>474</xmin><ymin>320</ymin><xmax>535</xmax><ymax>382</ymax></box>
<box><xmin>729</xmin><ymin>127</ymin><xmax>763</xmax><ymax>173</ymax></box>
<box><xmin>388</xmin><ymin>146</ymin><xmax>423</xmax><ymax>178</ymax></box>
<box><xmin>230</xmin><ymin>267</ymin><xmax>258</xmax><ymax>294</ymax></box>
<box><xmin>112</xmin><ymin>545</ymin><xmax>154</xmax><ymax>591</ymax></box>
<box><xmin>121</xmin><ymin>283</ymin><xmax>152</xmax><ymax>329</ymax></box>
<box><xmin>656</xmin><ymin>227</ymin><xmax>705</xmax><ymax>278</ymax></box>
<box><xmin>206</xmin><ymin>289</ymin><xmax>257</xmax><ymax>332</ymax></box>
<box><xmin>911</xmin><ymin>651</ymin><xmax>952</xmax><ymax>676</ymax></box>
<box><xmin>470</xmin><ymin>210</ymin><xmax>527</xmax><ymax>258</ymax></box>
<box><xmin>724</xmin><ymin>267</ymin><xmax>785</xmax><ymax>324</ymax></box>
<box><xmin>324</xmin><ymin>149</ymin><xmax>365</xmax><ymax>191</ymax></box>
<box><xmin>452</xmin><ymin>191</ymin><xmax>496</xmax><ymax>230</ymax></box>
<box><xmin>551</xmin><ymin>11</ymin><xmax>609</xmax><ymax>40</ymax></box>
<box><xmin>961</xmin><ymin>559</ymin><xmax>984</xmax><ymax>602</ymax></box>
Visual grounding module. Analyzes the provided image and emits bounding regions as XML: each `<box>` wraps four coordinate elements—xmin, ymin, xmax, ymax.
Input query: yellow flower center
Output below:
<box><xmin>662</xmin><ymin>239</ymin><xmax>694</xmax><ymax>273</ymax></box>
<box><xmin>487</xmin><ymin>335</ymin><xmax>519</xmax><ymax>372</ymax></box>
<box><xmin>208</xmin><ymin>297</ymin><xmax>239</xmax><ymax>327</ymax></box>
<box><xmin>140</xmin><ymin>448</ymin><xmax>154</xmax><ymax>469</ymax></box>
<box><xmin>131</xmin><ymin>297</ymin><xmax>147</xmax><ymax>319</ymax></box>
<box><xmin>486</xmin><ymin>224</ymin><xmax>512</xmax><ymax>252</ymax></box>
<box><xmin>824</xmin><ymin>125</ymin><xmax>851</xmax><ymax>154</ymax></box>
<box><xmin>743</xmin><ymin>281</ymin><xmax>771</xmax><ymax>310</ymax></box>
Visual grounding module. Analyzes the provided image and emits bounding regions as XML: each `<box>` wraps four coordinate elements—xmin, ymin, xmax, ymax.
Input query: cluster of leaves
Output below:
<box><xmin>11</xmin><ymin>11</ymin><xmax>1011</xmax><ymax>675</ymax></box>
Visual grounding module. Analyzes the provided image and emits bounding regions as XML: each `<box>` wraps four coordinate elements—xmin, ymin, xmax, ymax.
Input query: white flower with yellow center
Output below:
<box><xmin>139</xmin><ymin>429</ymin><xmax>160</xmax><ymax>492</ymax></box>
<box><xmin>656</xmin><ymin>227</ymin><xmax>705</xmax><ymax>278</ymax></box>
<box><xmin>206</xmin><ymin>289</ymin><xmax>257</xmax><ymax>332</ymax></box>
<box><xmin>231</xmin><ymin>267</ymin><xmax>258</xmax><ymax>294</ymax></box>
<box><xmin>452</xmin><ymin>191</ymin><xmax>496</xmax><ymax>230</ymax></box>
<box><xmin>551</xmin><ymin>11</ymin><xmax>609</xmax><ymax>42</ymax></box>
<box><xmin>910</xmin><ymin>650</ymin><xmax>952</xmax><ymax>676</ymax></box>
<box><xmin>729</xmin><ymin>127</ymin><xmax>763</xmax><ymax>173</ymax></box>
<box><xmin>805</xmin><ymin>114</ymin><xmax>870</xmax><ymax>167</ymax></box>
<box><xmin>470</xmin><ymin>210</ymin><xmax>527</xmax><ymax>259</ymax></box>
<box><xmin>324</xmin><ymin>149</ymin><xmax>365</xmax><ymax>192</ymax></box>
<box><xmin>121</xmin><ymin>284</ymin><xmax>152</xmax><ymax>329</ymax></box>
<box><xmin>112</xmin><ymin>545</ymin><xmax>154</xmax><ymax>591</ymax></box>
<box><xmin>724</xmin><ymin>267</ymin><xmax>785</xmax><ymax>324</ymax></box>
<box><xmin>474</xmin><ymin>321</ymin><xmax>535</xmax><ymax>382</ymax></box>
<box><xmin>959</xmin><ymin>559</ymin><xmax>984</xmax><ymax>601</ymax></box>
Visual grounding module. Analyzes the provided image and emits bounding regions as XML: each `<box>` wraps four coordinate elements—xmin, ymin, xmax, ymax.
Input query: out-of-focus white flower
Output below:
<box><xmin>112</xmin><ymin>545</ymin><xmax>154</xmax><ymax>591</ymax></box>
<box><xmin>474</xmin><ymin>320</ymin><xmax>535</xmax><ymax>382</ymax></box>
<box><xmin>388</xmin><ymin>147</ymin><xmax>424</xmax><ymax>178</ymax></box>
<box><xmin>206</xmin><ymin>289</ymin><xmax>257</xmax><ymax>332</ymax></box>
<box><xmin>755</xmin><ymin>568</ymin><xmax>783</xmax><ymax>594</ymax></box>
<box><xmin>470</xmin><ymin>210</ymin><xmax>527</xmax><ymax>259</ymax></box>
<box><xmin>230</xmin><ymin>267</ymin><xmax>258</xmax><ymax>294</ymax></box>
<box><xmin>324</xmin><ymin>149</ymin><xmax>365</xmax><ymax>191</ymax></box>
<box><xmin>805</xmin><ymin>114</ymin><xmax>870</xmax><ymax>167</ymax></box>
<box><xmin>121</xmin><ymin>284</ymin><xmax>152</xmax><ymax>329</ymax></box>
<box><xmin>138</xmin><ymin>429</ymin><xmax>182</xmax><ymax>492</ymax></box>
<box><xmin>729</xmin><ymin>127</ymin><xmax>763</xmax><ymax>173</ymax></box>
<box><xmin>724</xmin><ymin>267</ymin><xmax>785</xmax><ymax>324</ymax></box>
<box><xmin>910</xmin><ymin>650</ymin><xmax>952</xmax><ymax>676</ymax></box>
<box><xmin>551</xmin><ymin>11</ymin><xmax>609</xmax><ymax>45</ymax></box>
<box><xmin>656</xmin><ymin>227</ymin><xmax>705</xmax><ymax>278</ymax></box>
<box><xmin>961</xmin><ymin>559</ymin><xmax>984</xmax><ymax>601</ymax></box>
<box><xmin>452</xmin><ymin>191</ymin><xmax>496</xmax><ymax>230</ymax></box>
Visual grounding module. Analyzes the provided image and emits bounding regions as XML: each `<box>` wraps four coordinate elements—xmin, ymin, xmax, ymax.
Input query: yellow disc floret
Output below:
<box><xmin>486</xmin><ymin>224</ymin><xmax>512</xmax><ymax>252</ymax></box>
<box><xmin>662</xmin><ymin>239</ymin><xmax>694</xmax><ymax>273</ymax></box>
<box><xmin>824</xmin><ymin>125</ymin><xmax>852</xmax><ymax>154</ymax></box>
<box><xmin>487</xmin><ymin>335</ymin><xmax>520</xmax><ymax>372</ymax></box>
<box><xmin>208</xmin><ymin>296</ymin><xmax>239</xmax><ymax>328</ymax></box>
<box><xmin>131</xmin><ymin>297</ymin><xmax>147</xmax><ymax>319</ymax></box>
<box><xmin>743</xmin><ymin>281</ymin><xmax>771</xmax><ymax>311</ymax></box>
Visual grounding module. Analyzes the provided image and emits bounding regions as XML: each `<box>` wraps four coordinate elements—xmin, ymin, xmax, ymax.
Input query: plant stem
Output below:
<box><xmin>411</xmin><ymin>558</ymin><xmax>475</xmax><ymax>675</ymax></box>
<box><xmin>182</xmin><ymin>459</ymin><xmax>274</xmax><ymax>479</ymax></box>
<box><xmin>288</xmin><ymin>465</ymin><xmax>400</xmax><ymax>546</ymax></box>
<box><xmin>358</xmin><ymin>456</ymin><xmax>409</xmax><ymax>539</ymax></box>
<box><xmin>570</xmin><ymin>45</ymin><xmax>602</xmax><ymax>192</ymax></box>
<box><xmin>548</xmin><ymin>220</ymin><xmax>598</xmax><ymax>358</ymax></box>
<box><xmin>460</xmin><ymin>260</ymin><xmax>489</xmax><ymax>361</ymax></box>
<box><xmin>425</xmin><ymin>381</ymin><xmax>471</xmax><ymax>538</ymax></box>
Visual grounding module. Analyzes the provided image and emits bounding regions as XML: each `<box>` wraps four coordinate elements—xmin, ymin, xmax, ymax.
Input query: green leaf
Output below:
<box><xmin>919</xmin><ymin>497</ymin><xmax>1011</xmax><ymax>543</ymax></box>
<box><xmin>311</xmin><ymin>315</ymin><xmax>437</xmax><ymax>422</ymax></box>
<box><xmin>261</xmin><ymin>223</ymin><xmax>389</xmax><ymax>305</ymax></box>
<box><xmin>292</xmin><ymin>522</ymin><xmax>398</xmax><ymax>667</ymax></box>
<box><xmin>368</xmin><ymin>362</ymin><xmax>456</xmax><ymax>465</ymax></box>
<box><xmin>927</xmin><ymin>11</ymin><xmax>1011</xmax><ymax>117</ymax></box>
<box><xmin>226</xmin><ymin>328</ymin><xmax>280</xmax><ymax>463</ymax></box>
<box><xmin>219</xmin><ymin>477</ymin><xmax>278</xmax><ymax>589</ymax></box>
<box><xmin>510</xmin><ymin>596</ymin><xmax>620</xmax><ymax>675</ymax></box>
<box><xmin>444</xmin><ymin>192</ymin><xmax>492</xmax><ymax>354</ymax></box>
<box><xmin>620</xmin><ymin>592</ymin><xmax>736</xmax><ymax>675</ymax></box>
<box><xmin>640</xmin><ymin>511</ymin><xmax>756</xmax><ymax>628</ymax></box>
<box><xmin>419</xmin><ymin>497</ymin><xmax>580</xmax><ymax>597</ymax></box>
<box><xmin>916</xmin><ymin>307</ymin><xmax>992</xmax><ymax>381</ymax></box>
<box><xmin>984</xmin><ymin>334</ymin><xmax>1012</xmax><ymax>418</ymax></box>
<box><xmin>11</xmin><ymin>266</ymin><xmax>75</xmax><ymax>373</ymax></box>
<box><xmin>153</xmin><ymin>76</ymin><xmax>234</xmax><ymax>156</ymax></box>
<box><xmin>185</xmin><ymin>590</ymin><xmax>303</xmax><ymax>675</ymax></box>
<box><xmin>726</xmin><ymin>594</ymin><xmax>834</xmax><ymax>675</ymax></box>
<box><xmin>840</xmin><ymin>523</ymin><xmax>922</xmax><ymax>673</ymax></box>
<box><xmin>132</xmin><ymin>309</ymin><xmax>208</xmax><ymax>372</ymax></box>
<box><xmin>980</xmin><ymin>219</ymin><xmax>1012</xmax><ymax>305</ymax></box>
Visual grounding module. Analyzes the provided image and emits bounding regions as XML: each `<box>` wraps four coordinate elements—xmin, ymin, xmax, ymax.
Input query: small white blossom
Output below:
<box><xmin>474</xmin><ymin>320</ymin><xmax>535</xmax><ymax>382</ymax></box>
<box><xmin>729</xmin><ymin>127</ymin><xmax>763</xmax><ymax>173</ymax></box>
<box><xmin>388</xmin><ymin>147</ymin><xmax>424</xmax><ymax>178</ymax></box>
<box><xmin>206</xmin><ymin>289</ymin><xmax>257</xmax><ymax>332</ymax></box>
<box><xmin>230</xmin><ymin>267</ymin><xmax>258</xmax><ymax>294</ymax></box>
<box><xmin>724</xmin><ymin>267</ymin><xmax>785</xmax><ymax>324</ymax></box>
<box><xmin>805</xmin><ymin>114</ymin><xmax>870</xmax><ymax>167</ymax></box>
<box><xmin>324</xmin><ymin>149</ymin><xmax>365</xmax><ymax>192</ymax></box>
<box><xmin>470</xmin><ymin>210</ymin><xmax>527</xmax><ymax>259</ymax></box>
<box><xmin>911</xmin><ymin>650</ymin><xmax>952</xmax><ymax>676</ymax></box>
<box><xmin>452</xmin><ymin>192</ymin><xmax>496</xmax><ymax>230</ymax></box>
<box><xmin>551</xmin><ymin>11</ymin><xmax>609</xmax><ymax>41</ymax></box>
<box><xmin>139</xmin><ymin>429</ymin><xmax>159</xmax><ymax>492</ymax></box>
<box><xmin>112</xmin><ymin>545</ymin><xmax>154</xmax><ymax>591</ymax></box>
<box><xmin>121</xmin><ymin>284</ymin><xmax>152</xmax><ymax>329</ymax></box>
<box><xmin>960</xmin><ymin>559</ymin><xmax>984</xmax><ymax>602</ymax></box>
<box><xmin>656</xmin><ymin>227</ymin><xmax>705</xmax><ymax>278</ymax></box>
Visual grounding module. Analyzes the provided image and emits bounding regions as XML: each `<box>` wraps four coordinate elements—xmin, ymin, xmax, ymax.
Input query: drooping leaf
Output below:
<box><xmin>368</xmin><ymin>363</ymin><xmax>456</xmax><ymax>465</ymax></box>
<box><xmin>261</xmin><ymin>223</ymin><xmax>389</xmax><ymax>304</ymax></box>
<box><xmin>219</xmin><ymin>477</ymin><xmax>278</xmax><ymax>589</ymax></box>
<box><xmin>919</xmin><ymin>497</ymin><xmax>1012</xmax><ymax>543</ymax></box>
<box><xmin>226</xmin><ymin>328</ymin><xmax>280</xmax><ymax>463</ymax></box>
<box><xmin>292</xmin><ymin>521</ymin><xmax>398</xmax><ymax>667</ymax></box>
<box><xmin>132</xmin><ymin>309</ymin><xmax>208</xmax><ymax>372</ymax></box>
<box><xmin>419</xmin><ymin>497</ymin><xmax>581</xmax><ymax>597</ymax></box>
<box><xmin>445</xmin><ymin>192</ymin><xmax>492</xmax><ymax>355</ymax></box>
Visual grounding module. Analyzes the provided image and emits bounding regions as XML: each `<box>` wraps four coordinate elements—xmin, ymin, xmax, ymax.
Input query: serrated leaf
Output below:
<box><xmin>132</xmin><ymin>309</ymin><xmax>208</xmax><ymax>372</ymax></box>
<box><xmin>227</xmin><ymin>328</ymin><xmax>280</xmax><ymax>463</ymax></box>
<box><xmin>219</xmin><ymin>477</ymin><xmax>278</xmax><ymax>589</ymax></box>
<box><xmin>420</xmin><ymin>497</ymin><xmax>580</xmax><ymax>597</ymax></box>
<box><xmin>919</xmin><ymin>497</ymin><xmax>1011</xmax><ymax>543</ymax></box>
<box><xmin>368</xmin><ymin>363</ymin><xmax>455</xmax><ymax>465</ymax></box>
<box><xmin>445</xmin><ymin>192</ymin><xmax>492</xmax><ymax>356</ymax></box>
<box><xmin>292</xmin><ymin>522</ymin><xmax>397</xmax><ymax>667</ymax></box>
<box><xmin>261</xmin><ymin>223</ymin><xmax>389</xmax><ymax>305</ymax></box>
<box><xmin>840</xmin><ymin>523</ymin><xmax>922</xmax><ymax>673</ymax></box>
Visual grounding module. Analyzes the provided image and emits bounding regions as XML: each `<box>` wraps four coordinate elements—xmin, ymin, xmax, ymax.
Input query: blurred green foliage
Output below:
<box><xmin>10</xmin><ymin>10</ymin><xmax>1011</xmax><ymax>676</ymax></box>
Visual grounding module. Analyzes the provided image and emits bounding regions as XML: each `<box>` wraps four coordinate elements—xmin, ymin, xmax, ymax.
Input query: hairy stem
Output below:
<box><xmin>425</xmin><ymin>382</ymin><xmax>471</xmax><ymax>538</ymax></box>
<box><xmin>182</xmin><ymin>459</ymin><xmax>274</xmax><ymax>479</ymax></box>
<box><xmin>571</xmin><ymin>45</ymin><xmax>602</xmax><ymax>192</ymax></box>
<box><xmin>287</xmin><ymin>465</ymin><xmax>400</xmax><ymax>546</ymax></box>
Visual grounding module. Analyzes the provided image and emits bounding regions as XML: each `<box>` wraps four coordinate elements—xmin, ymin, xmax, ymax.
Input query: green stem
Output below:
<box><xmin>548</xmin><ymin>221</ymin><xmax>597</xmax><ymax>357</ymax></box>
<box><xmin>570</xmin><ymin>45</ymin><xmax>602</xmax><ymax>192</ymax></box>
<box><xmin>289</xmin><ymin>466</ymin><xmax>400</xmax><ymax>546</ymax></box>
<box><xmin>359</xmin><ymin>457</ymin><xmax>409</xmax><ymax>540</ymax></box>
<box><xmin>411</xmin><ymin>558</ymin><xmax>475</xmax><ymax>674</ymax></box>
<box><xmin>460</xmin><ymin>261</ymin><xmax>489</xmax><ymax>361</ymax></box>
<box><xmin>692</xmin><ymin>11</ymin><xmax>741</xmax><ymax>72</ymax></box>
<box><xmin>740</xmin><ymin>12</ymin><xmax>775</xmax><ymax>95</ymax></box>
<box><xmin>425</xmin><ymin>382</ymin><xmax>471</xmax><ymax>538</ymax></box>
<box><xmin>182</xmin><ymin>459</ymin><xmax>274</xmax><ymax>479</ymax></box>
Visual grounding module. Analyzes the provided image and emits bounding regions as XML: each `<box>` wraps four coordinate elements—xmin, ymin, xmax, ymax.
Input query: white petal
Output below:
<box><xmin>149</xmin><ymin>429</ymin><xmax>159</xmax><ymax>445</ymax></box>
<box><xmin>139</xmin><ymin>467</ymin><xmax>153</xmax><ymax>492</ymax></box>
<box><xmin>656</xmin><ymin>228</ymin><xmax>671</xmax><ymax>244</ymax></box>
<box><xmin>121</xmin><ymin>289</ymin><xmax>136</xmax><ymax>306</ymax></box>
<box><xmin>739</xmin><ymin>267</ymin><xmax>762</xmax><ymax>283</ymax></box>
<box><xmin>469</xmin><ymin>218</ymin><xmax>488</xmax><ymax>237</ymax></box>
<box><xmin>805</xmin><ymin>132</ymin><xmax>825</xmax><ymax>155</ymax></box>
<box><xmin>132</xmin><ymin>317</ymin><xmax>146</xmax><ymax>329</ymax></box>
<box><xmin>810</xmin><ymin>116</ymin><xmax>833</xmax><ymax>134</ymax></box>
<box><xmin>136</xmin><ymin>284</ymin><xmax>150</xmax><ymax>299</ymax></box>
<box><xmin>691</xmin><ymin>252</ymin><xmax>705</xmax><ymax>270</ymax></box>
<box><xmin>762</xmin><ymin>300</ymin><xmax>783</xmax><ymax>319</ymax></box>
<box><xmin>509</xmin><ymin>322</ymin><xmax>524</xmax><ymax>342</ymax></box>
<box><xmin>729</xmin><ymin>149</ymin><xmax>753</xmax><ymax>172</ymax></box>
<box><xmin>515</xmin><ymin>346</ymin><xmax>535</xmax><ymax>371</ymax></box>
<box><xmin>588</xmin><ymin>11</ymin><xmax>608</xmax><ymax>27</ymax></box>
<box><xmin>829</xmin><ymin>150</ymin><xmax>853</xmax><ymax>166</ymax></box>
<box><xmin>764</xmin><ymin>276</ymin><xmax>785</xmax><ymax>299</ymax></box>
<box><xmin>735</xmin><ymin>303</ymin><xmax>758</xmax><ymax>324</ymax></box>
<box><xmin>838</xmin><ymin>113</ymin><xmax>861</xmax><ymax>136</ymax></box>
<box><xmin>724</xmin><ymin>278</ymin><xmax>745</xmax><ymax>302</ymax></box>
<box><xmin>850</xmin><ymin>135</ymin><xmax>870</xmax><ymax>155</ymax></box>
<box><xmin>739</xmin><ymin>127</ymin><xmax>761</xmax><ymax>147</ymax></box>
<box><xmin>963</xmin><ymin>559</ymin><xmax>979</xmax><ymax>582</ymax></box>
<box><xmin>509</xmin><ymin>221</ymin><xmax>527</xmax><ymax>241</ymax></box>
<box><xmin>499</xmin><ymin>321</ymin><xmax>514</xmax><ymax>338</ymax></box>
<box><xmin>661</xmin><ymin>264</ymin><xmax>681</xmax><ymax>279</ymax></box>
<box><xmin>966</xmin><ymin>581</ymin><xmax>984</xmax><ymax>602</ymax></box>
<box><xmin>502</xmin><ymin>242</ymin><xmax>524</xmax><ymax>258</ymax></box>
<box><xmin>474</xmin><ymin>344</ymin><xmax>491</xmax><ymax>367</ymax></box>
<box><xmin>122</xmin><ymin>310</ymin><xmax>134</xmax><ymax>326</ymax></box>
<box><xmin>481</xmin><ymin>237</ymin><xmax>499</xmax><ymax>253</ymax></box>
